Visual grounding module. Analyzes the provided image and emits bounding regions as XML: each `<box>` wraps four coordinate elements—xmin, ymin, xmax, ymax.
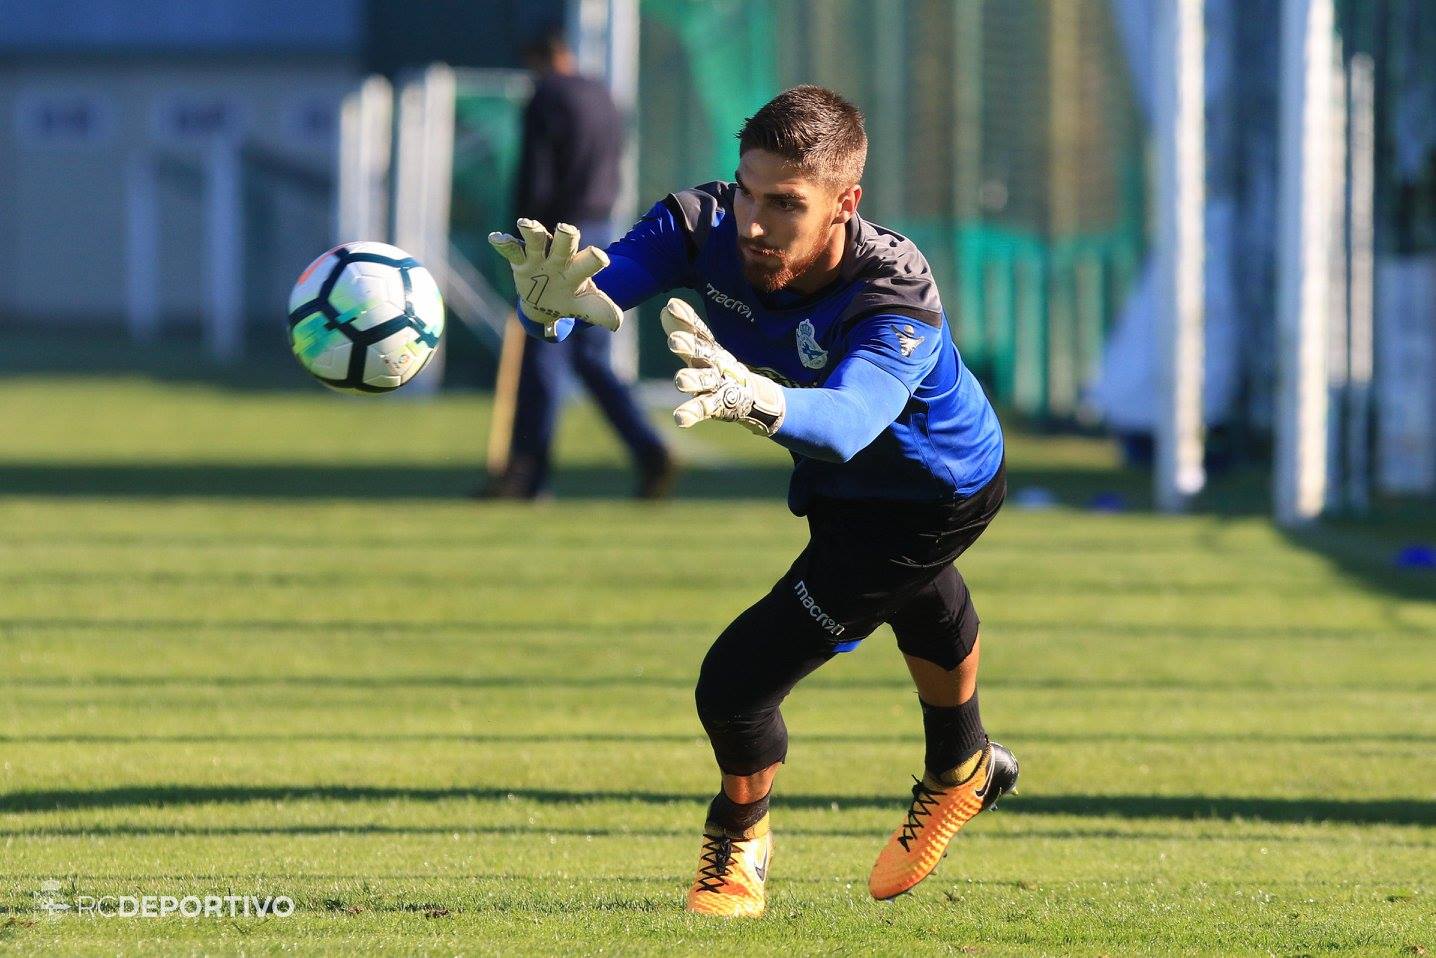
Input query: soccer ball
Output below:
<box><xmin>286</xmin><ymin>242</ymin><xmax>444</xmax><ymax>393</ymax></box>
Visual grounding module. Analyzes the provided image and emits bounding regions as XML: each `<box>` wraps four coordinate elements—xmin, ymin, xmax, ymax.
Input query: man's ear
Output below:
<box><xmin>833</xmin><ymin>184</ymin><xmax>862</xmax><ymax>225</ymax></box>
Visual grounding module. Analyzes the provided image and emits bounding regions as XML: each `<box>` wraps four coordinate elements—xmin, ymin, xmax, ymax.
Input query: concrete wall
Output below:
<box><xmin>0</xmin><ymin>56</ymin><xmax>358</xmax><ymax>327</ymax></box>
<box><xmin>0</xmin><ymin>0</ymin><xmax>359</xmax><ymax>52</ymax></box>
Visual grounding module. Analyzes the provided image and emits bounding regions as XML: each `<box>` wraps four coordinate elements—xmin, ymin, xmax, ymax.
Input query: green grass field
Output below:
<box><xmin>0</xmin><ymin>362</ymin><xmax>1432</xmax><ymax>956</ymax></box>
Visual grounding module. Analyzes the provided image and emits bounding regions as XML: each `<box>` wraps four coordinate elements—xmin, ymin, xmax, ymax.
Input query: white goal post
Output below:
<box><xmin>571</xmin><ymin>0</ymin><xmax>641</xmax><ymax>382</ymax></box>
<box><xmin>1275</xmin><ymin>0</ymin><xmax>1339</xmax><ymax>526</ymax></box>
<box><xmin>1153</xmin><ymin>0</ymin><xmax>1207</xmax><ymax>513</ymax></box>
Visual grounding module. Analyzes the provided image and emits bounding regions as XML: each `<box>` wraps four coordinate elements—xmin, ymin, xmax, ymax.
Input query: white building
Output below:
<box><xmin>0</xmin><ymin>0</ymin><xmax>361</xmax><ymax>327</ymax></box>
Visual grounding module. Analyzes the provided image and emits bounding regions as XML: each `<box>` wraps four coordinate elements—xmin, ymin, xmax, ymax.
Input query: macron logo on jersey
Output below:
<box><xmin>703</xmin><ymin>283</ymin><xmax>753</xmax><ymax>321</ymax></box>
<box><xmin>793</xmin><ymin>579</ymin><xmax>846</xmax><ymax>637</ymax></box>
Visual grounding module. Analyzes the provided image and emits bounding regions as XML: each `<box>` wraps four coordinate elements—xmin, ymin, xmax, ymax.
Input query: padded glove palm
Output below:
<box><xmin>661</xmin><ymin>298</ymin><xmax>786</xmax><ymax>436</ymax></box>
<box><xmin>488</xmin><ymin>219</ymin><xmax>622</xmax><ymax>339</ymax></box>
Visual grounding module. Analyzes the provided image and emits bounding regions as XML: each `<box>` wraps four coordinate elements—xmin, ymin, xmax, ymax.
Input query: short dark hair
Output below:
<box><xmin>738</xmin><ymin>85</ymin><xmax>867</xmax><ymax>190</ymax></box>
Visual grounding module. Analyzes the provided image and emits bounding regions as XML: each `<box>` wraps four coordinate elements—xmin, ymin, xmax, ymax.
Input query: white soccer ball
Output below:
<box><xmin>287</xmin><ymin>242</ymin><xmax>445</xmax><ymax>393</ymax></box>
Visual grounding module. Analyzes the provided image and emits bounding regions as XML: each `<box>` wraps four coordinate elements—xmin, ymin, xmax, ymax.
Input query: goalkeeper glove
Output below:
<box><xmin>487</xmin><ymin>219</ymin><xmax>623</xmax><ymax>339</ymax></box>
<box><xmin>661</xmin><ymin>298</ymin><xmax>786</xmax><ymax>436</ymax></box>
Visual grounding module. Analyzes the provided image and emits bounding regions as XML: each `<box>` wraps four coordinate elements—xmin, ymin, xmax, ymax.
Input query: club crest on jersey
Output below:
<box><xmin>796</xmin><ymin>319</ymin><xmax>828</xmax><ymax>369</ymax></box>
<box><xmin>895</xmin><ymin>324</ymin><xmax>925</xmax><ymax>358</ymax></box>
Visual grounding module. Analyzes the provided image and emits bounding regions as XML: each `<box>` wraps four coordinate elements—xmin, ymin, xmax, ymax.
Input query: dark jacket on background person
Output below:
<box><xmin>515</xmin><ymin>73</ymin><xmax>623</xmax><ymax>227</ymax></box>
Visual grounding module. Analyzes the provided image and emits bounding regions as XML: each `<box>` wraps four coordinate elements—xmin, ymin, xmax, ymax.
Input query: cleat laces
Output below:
<box><xmin>695</xmin><ymin>834</ymin><xmax>734</xmax><ymax>893</ymax></box>
<box><xmin>898</xmin><ymin>777</ymin><xmax>946</xmax><ymax>851</ymax></box>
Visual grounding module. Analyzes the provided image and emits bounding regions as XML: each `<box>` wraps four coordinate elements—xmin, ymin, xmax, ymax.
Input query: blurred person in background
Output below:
<box><xmin>480</xmin><ymin>28</ymin><xmax>676</xmax><ymax>500</ymax></box>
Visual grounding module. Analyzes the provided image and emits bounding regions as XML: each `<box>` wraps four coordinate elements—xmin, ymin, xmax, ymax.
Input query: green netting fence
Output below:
<box><xmin>446</xmin><ymin>71</ymin><xmax>532</xmax><ymax>386</ymax></box>
<box><xmin>635</xmin><ymin>0</ymin><xmax>1146</xmax><ymax>417</ymax></box>
<box><xmin>443</xmin><ymin>0</ymin><xmax>1435</xmax><ymax>425</ymax></box>
<box><xmin>444</xmin><ymin>0</ymin><xmax>1147</xmax><ymax>413</ymax></box>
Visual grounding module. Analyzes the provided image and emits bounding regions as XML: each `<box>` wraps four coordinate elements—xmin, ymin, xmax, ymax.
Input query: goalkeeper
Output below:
<box><xmin>489</xmin><ymin>85</ymin><xmax>1017</xmax><ymax>917</ymax></box>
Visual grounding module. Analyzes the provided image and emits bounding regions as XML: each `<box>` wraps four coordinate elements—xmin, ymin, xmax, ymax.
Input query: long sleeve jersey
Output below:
<box><xmin>521</xmin><ymin>181</ymin><xmax>1005</xmax><ymax>516</ymax></box>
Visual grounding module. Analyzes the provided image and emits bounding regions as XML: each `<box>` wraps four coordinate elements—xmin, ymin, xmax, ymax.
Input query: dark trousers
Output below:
<box><xmin>507</xmin><ymin>221</ymin><xmax>666</xmax><ymax>495</ymax></box>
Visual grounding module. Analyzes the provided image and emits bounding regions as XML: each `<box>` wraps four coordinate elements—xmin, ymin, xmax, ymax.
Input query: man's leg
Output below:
<box><xmin>893</xmin><ymin>566</ymin><xmax>988</xmax><ymax>782</ymax></box>
<box><xmin>686</xmin><ymin>496</ymin><xmax>978</xmax><ymax>914</ymax></box>
<box><xmin>889</xmin><ymin>461</ymin><xmax>1009</xmax><ymax>784</ymax></box>
<box><xmin>906</xmin><ymin>638</ymin><xmax>984</xmax><ymax>781</ymax></box>
<box><xmin>698</xmin><ymin>497</ymin><xmax>991</xmax><ymax>796</ymax></box>
<box><xmin>501</xmin><ymin>334</ymin><xmax>567</xmax><ymax>497</ymax></box>
<box><xmin>904</xmin><ymin>636</ymin><xmax>978</xmax><ymax>706</ymax></box>
<box><xmin>721</xmin><ymin>763</ymin><xmax>780</xmax><ymax>803</ymax></box>
<box><xmin>685</xmin><ymin>522</ymin><xmax>902</xmax><ymax>918</ymax></box>
<box><xmin>567</xmin><ymin>323</ymin><xmax>674</xmax><ymax>496</ymax></box>
<box><xmin>869</xmin><ymin>566</ymin><xmax>1018</xmax><ymax>900</ymax></box>
<box><xmin>684</xmin><ymin>586</ymin><xmax>839</xmax><ymax>918</ymax></box>
<box><xmin>694</xmin><ymin>585</ymin><xmax>839</xmax><ymax>819</ymax></box>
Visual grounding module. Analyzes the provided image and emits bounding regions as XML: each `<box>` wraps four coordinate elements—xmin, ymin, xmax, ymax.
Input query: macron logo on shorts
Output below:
<box><xmin>793</xmin><ymin>580</ymin><xmax>846</xmax><ymax>637</ymax></box>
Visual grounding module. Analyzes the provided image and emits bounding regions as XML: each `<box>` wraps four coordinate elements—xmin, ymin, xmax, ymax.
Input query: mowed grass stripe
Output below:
<box><xmin>0</xmin><ymin>590</ymin><xmax>1413</xmax><ymax>633</ymax></box>
<box><xmin>0</xmin><ymin>566</ymin><xmax>1376</xmax><ymax>597</ymax></box>
<box><xmin>1</xmin><ymin>729</ymin><xmax>1432</xmax><ymax>745</ymax></box>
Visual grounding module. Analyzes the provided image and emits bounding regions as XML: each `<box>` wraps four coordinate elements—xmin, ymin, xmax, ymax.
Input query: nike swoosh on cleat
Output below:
<box><xmin>753</xmin><ymin>846</ymin><xmax>770</xmax><ymax>881</ymax></box>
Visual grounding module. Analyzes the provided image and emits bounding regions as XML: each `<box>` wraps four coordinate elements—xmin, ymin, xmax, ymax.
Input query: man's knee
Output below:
<box><xmin>895</xmin><ymin>623</ymin><xmax>978</xmax><ymax>672</ymax></box>
<box><xmin>693</xmin><ymin>662</ymin><xmax>769</xmax><ymax>736</ymax></box>
<box><xmin>694</xmin><ymin>666</ymin><xmax>788</xmax><ymax>775</ymax></box>
<box><xmin>892</xmin><ymin>568</ymin><xmax>980</xmax><ymax>671</ymax></box>
<box><xmin>697</xmin><ymin>705</ymin><xmax>788</xmax><ymax>777</ymax></box>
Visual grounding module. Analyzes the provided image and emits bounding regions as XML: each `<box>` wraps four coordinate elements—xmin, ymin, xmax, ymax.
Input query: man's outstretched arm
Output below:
<box><xmin>771</xmin><ymin>358</ymin><xmax>910</xmax><ymax>463</ymax></box>
<box><xmin>772</xmin><ymin>309</ymin><xmax>942</xmax><ymax>460</ymax></box>
<box><xmin>664</xmin><ymin>301</ymin><xmax>929</xmax><ymax>461</ymax></box>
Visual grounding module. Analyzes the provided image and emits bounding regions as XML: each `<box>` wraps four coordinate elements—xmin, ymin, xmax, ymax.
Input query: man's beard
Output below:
<box><xmin>741</xmin><ymin>237</ymin><xmax>828</xmax><ymax>294</ymax></box>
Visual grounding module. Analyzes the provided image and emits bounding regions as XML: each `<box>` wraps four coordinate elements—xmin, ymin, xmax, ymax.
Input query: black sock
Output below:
<box><xmin>921</xmin><ymin>691</ymin><xmax>987</xmax><ymax>779</ymax></box>
<box><xmin>706</xmin><ymin>790</ymin><xmax>769</xmax><ymax>836</ymax></box>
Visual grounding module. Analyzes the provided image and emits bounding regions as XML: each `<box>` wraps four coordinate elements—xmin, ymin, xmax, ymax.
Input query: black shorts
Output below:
<box><xmin>694</xmin><ymin>462</ymin><xmax>1007</xmax><ymax>773</ymax></box>
<box><xmin>784</xmin><ymin>460</ymin><xmax>1006</xmax><ymax>653</ymax></box>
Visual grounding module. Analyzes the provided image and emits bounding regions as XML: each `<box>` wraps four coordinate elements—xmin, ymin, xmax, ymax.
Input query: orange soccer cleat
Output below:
<box><xmin>684</xmin><ymin>815</ymin><xmax>772</xmax><ymax>918</ymax></box>
<box><xmin>868</xmin><ymin>742</ymin><xmax>1019</xmax><ymax>901</ymax></box>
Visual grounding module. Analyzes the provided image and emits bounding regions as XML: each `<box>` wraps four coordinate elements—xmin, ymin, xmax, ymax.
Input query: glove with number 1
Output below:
<box><xmin>662</xmin><ymin>298</ymin><xmax>786</xmax><ymax>436</ymax></box>
<box><xmin>487</xmin><ymin>219</ymin><xmax>623</xmax><ymax>339</ymax></box>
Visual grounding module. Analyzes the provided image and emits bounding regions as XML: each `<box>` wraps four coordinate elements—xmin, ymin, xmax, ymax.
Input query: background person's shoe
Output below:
<box><xmin>636</xmin><ymin>449</ymin><xmax>679</xmax><ymax>500</ymax></box>
<box><xmin>471</xmin><ymin>454</ymin><xmax>546</xmax><ymax>500</ymax></box>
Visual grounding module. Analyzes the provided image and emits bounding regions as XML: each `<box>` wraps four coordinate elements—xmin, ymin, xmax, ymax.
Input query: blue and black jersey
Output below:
<box><xmin>524</xmin><ymin>181</ymin><xmax>1004</xmax><ymax>515</ymax></box>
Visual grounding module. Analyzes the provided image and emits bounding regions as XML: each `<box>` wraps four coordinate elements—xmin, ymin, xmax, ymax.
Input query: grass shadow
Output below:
<box><xmin>0</xmin><ymin>460</ymin><xmax>1158</xmax><ymax>506</ymax></box>
<box><xmin>8</xmin><ymin>330</ymin><xmax>328</xmax><ymax>393</ymax></box>
<box><xmin>2</xmin><ymin>785</ymin><xmax>1430</xmax><ymax>826</ymax></box>
<box><xmin>0</xmin><ymin>462</ymin><xmax>792</xmax><ymax>501</ymax></box>
<box><xmin>0</xmin><ymin>672</ymin><xmax>1420</xmax><ymax>693</ymax></box>
<box><xmin>1278</xmin><ymin>513</ymin><xmax>1436</xmax><ymax>604</ymax></box>
<box><xmin>2</xmin><ymin>823</ymin><xmax>1418</xmax><ymax>845</ymax></box>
